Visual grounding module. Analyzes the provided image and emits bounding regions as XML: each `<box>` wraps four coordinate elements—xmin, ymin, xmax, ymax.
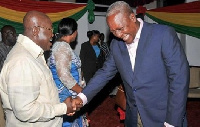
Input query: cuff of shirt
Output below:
<box><xmin>77</xmin><ymin>92</ymin><xmax>87</xmax><ymax>105</ymax></box>
<box><xmin>54</xmin><ymin>103</ymin><xmax>67</xmax><ymax>116</ymax></box>
<box><xmin>164</xmin><ymin>122</ymin><xmax>174</xmax><ymax>127</ymax></box>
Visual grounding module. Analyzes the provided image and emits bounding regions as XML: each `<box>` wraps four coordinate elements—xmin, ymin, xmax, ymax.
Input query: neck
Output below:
<box><xmin>90</xmin><ymin>40</ymin><xmax>97</xmax><ymax>45</ymax></box>
<box><xmin>2</xmin><ymin>41</ymin><xmax>10</xmax><ymax>46</ymax></box>
<box><xmin>60</xmin><ymin>36</ymin><xmax>70</xmax><ymax>44</ymax></box>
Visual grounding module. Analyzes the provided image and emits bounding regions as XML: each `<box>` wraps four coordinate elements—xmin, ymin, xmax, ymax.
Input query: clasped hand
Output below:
<box><xmin>63</xmin><ymin>96</ymin><xmax>83</xmax><ymax>116</ymax></box>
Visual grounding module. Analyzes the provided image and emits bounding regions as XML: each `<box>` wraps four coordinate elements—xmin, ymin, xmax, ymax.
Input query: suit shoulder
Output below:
<box><xmin>150</xmin><ymin>22</ymin><xmax>175</xmax><ymax>32</ymax></box>
<box><xmin>144</xmin><ymin>22</ymin><xmax>176</xmax><ymax>37</ymax></box>
<box><xmin>81</xmin><ymin>41</ymin><xmax>90</xmax><ymax>46</ymax></box>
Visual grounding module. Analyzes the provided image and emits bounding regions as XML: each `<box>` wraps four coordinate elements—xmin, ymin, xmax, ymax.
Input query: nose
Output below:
<box><xmin>51</xmin><ymin>32</ymin><xmax>54</xmax><ymax>38</ymax></box>
<box><xmin>49</xmin><ymin>32</ymin><xmax>54</xmax><ymax>42</ymax></box>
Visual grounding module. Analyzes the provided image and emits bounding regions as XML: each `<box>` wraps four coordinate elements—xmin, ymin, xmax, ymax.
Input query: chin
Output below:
<box><xmin>127</xmin><ymin>37</ymin><xmax>134</xmax><ymax>44</ymax></box>
<box><xmin>124</xmin><ymin>39</ymin><xmax>133</xmax><ymax>44</ymax></box>
<box><xmin>123</xmin><ymin>36</ymin><xmax>133</xmax><ymax>44</ymax></box>
<box><xmin>125</xmin><ymin>42</ymin><xmax>132</xmax><ymax>44</ymax></box>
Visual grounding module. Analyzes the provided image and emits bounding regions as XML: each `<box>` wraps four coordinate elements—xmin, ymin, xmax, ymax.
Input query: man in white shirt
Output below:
<box><xmin>72</xmin><ymin>1</ymin><xmax>189</xmax><ymax>127</ymax></box>
<box><xmin>0</xmin><ymin>11</ymin><xmax>75</xmax><ymax>127</ymax></box>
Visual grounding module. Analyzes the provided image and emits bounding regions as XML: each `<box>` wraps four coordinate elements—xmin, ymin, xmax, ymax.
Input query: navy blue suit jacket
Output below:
<box><xmin>82</xmin><ymin>22</ymin><xmax>190</xmax><ymax>127</ymax></box>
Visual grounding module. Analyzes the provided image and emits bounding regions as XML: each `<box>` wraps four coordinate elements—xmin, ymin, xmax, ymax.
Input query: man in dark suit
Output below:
<box><xmin>72</xmin><ymin>1</ymin><xmax>189</xmax><ymax>127</ymax></box>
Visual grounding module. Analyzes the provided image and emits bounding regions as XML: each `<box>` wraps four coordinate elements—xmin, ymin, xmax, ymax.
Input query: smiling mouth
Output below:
<box><xmin>50</xmin><ymin>38</ymin><xmax>53</xmax><ymax>42</ymax></box>
<box><xmin>122</xmin><ymin>34</ymin><xmax>129</xmax><ymax>41</ymax></box>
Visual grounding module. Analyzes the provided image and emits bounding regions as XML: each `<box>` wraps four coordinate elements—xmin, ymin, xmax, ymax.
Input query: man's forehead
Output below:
<box><xmin>108</xmin><ymin>15</ymin><xmax>123</xmax><ymax>26</ymax></box>
<box><xmin>4</xmin><ymin>27</ymin><xmax>14</xmax><ymax>32</ymax></box>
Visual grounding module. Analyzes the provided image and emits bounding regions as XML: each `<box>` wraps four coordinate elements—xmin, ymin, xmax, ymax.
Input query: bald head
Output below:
<box><xmin>106</xmin><ymin>1</ymin><xmax>133</xmax><ymax>17</ymax></box>
<box><xmin>23</xmin><ymin>11</ymin><xmax>53</xmax><ymax>51</ymax></box>
<box><xmin>23</xmin><ymin>11</ymin><xmax>51</xmax><ymax>35</ymax></box>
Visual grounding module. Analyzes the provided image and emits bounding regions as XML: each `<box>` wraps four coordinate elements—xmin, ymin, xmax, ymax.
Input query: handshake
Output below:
<box><xmin>63</xmin><ymin>96</ymin><xmax>84</xmax><ymax>116</ymax></box>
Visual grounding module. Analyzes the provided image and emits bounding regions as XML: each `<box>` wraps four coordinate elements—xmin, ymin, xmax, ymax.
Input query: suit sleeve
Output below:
<box><xmin>82</xmin><ymin>40</ymin><xmax>118</xmax><ymax>102</ymax></box>
<box><xmin>161</xmin><ymin>27</ymin><xmax>190</xmax><ymax>126</ymax></box>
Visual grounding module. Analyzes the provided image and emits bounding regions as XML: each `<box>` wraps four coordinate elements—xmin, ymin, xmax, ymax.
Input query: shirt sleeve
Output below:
<box><xmin>52</xmin><ymin>42</ymin><xmax>77</xmax><ymax>89</ymax></box>
<box><xmin>77</xmin><ymin>92</ymin><xmax>88</xmax><ymax>105</ymax></box>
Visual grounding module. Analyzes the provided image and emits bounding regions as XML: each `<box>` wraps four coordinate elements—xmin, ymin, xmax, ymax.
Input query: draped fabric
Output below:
<box><xmin>76</xmin><ymin>0</ymin><xmax>156</xmax><ymax>8</ymax></box>
<box><xmin>132</xmin><ymin>0</ymin><xmax>155</xmax><ymax>7</ymax></box>
<box><xmin>0</xmin><ymin>0</ymin><xmax>95</xmax><ymax>34</ymax></box>
<box><xmin>145</xmin><ymin>1</ymin><xmax>200</xmax><ymax>39</ymax></box>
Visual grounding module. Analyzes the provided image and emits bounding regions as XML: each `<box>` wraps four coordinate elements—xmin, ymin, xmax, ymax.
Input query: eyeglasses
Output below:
<box><xmin>35</xmin><ymin>26</ymin><xmax>53</xmax><ymax>33</ymax></box>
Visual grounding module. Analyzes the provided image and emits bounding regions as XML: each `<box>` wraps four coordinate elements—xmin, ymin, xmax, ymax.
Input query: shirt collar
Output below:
<box><xmin>134</xmin><ymin>18</ymin><xmax>144</xmax><ymax>42</ymax></box>
<box><xmin>17</xmin><ymin>34</ymin><xmax>44</xmax><ymax>58</ymax></box>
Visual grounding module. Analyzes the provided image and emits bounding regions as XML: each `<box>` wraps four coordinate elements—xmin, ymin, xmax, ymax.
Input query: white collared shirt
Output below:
<box><xmin>126</xmin><ymin>18</ymin><xmax>143</xmax><ymax>71</ymax></box>
<box><xmin>0</xmin><ymin>34</ymin><xmax>67</xmax><ymax>127</ymax></box>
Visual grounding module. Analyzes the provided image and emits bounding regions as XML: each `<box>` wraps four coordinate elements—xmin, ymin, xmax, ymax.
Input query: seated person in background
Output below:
<box><xmin>48</xmin><ymin>17</ymin><xmax>88</xmax><ymax>127</ymax></box>
<box><xmin>0</xmin><ymin>10</ymin><xmax>75</xmax><ymax>127</ymax></box>
<box><xmin>0</xmin><ymin>25</ymin><xmax>17</xmax><ymax>72</ymax></box>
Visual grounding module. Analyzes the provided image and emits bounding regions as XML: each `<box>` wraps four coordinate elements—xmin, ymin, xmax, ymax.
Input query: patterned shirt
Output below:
<box><xmin>0</xmin><ymin>42</ymin><xmax>12</xmax><ymax>72</ymax></box>
<box><xmin>100</xmin><ymin>42</ymin><xmax>110</xmax><ymax>58</ymax></box>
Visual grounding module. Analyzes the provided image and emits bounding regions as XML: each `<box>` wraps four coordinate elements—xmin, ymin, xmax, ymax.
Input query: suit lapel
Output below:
<box><xmin>119</xmin><ymin>41</ymin><xmax>134</xmax><ymax>82</ymax></box>
<box><xmin>133</xmin><ymin>22</ymin><xmax>153</xmax><ymax>79</ymax></box>
<box><xmin>116</xmin><ymin>22</ymin><xmax>153</xmax><ymax>85</ymax></box>
<box><xmin>87</xmin><ymin>42</ymin><xmax>96</xmax><ymax>58</ymax></box>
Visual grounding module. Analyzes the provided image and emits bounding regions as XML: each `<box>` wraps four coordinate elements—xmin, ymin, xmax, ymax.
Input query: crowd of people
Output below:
<box><xmin>0</xmin><ymin>1</ymin><xmax>190</xmax><ymax>127</ymax></box>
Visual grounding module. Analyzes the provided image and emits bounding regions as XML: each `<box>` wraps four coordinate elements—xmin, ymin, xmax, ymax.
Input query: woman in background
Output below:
<box><xmin>80</xmin><ymin>30</ymin><xmax>105</xmax><ymax>84</ymax></box>
<box><xmin>48</xmin><ymin>18</ymin><xmax>88</xmax><ymax>127</ymax></box>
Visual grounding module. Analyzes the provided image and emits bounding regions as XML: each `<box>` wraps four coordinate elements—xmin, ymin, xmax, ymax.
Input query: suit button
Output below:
<box><xmin>134</xmin><ymin>89</ymin><xmax>137</xmax><ymax>92</ymax></box>
<box><xmin>134</xmin><ymin>104</ymin><xmax>137</xmax><ymax>107</ymax></box>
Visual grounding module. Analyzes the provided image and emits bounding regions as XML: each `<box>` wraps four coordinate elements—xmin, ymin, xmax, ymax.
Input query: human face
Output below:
<box><xmin>6</xmin><ymin>29</ymin><xmax>17</xmax><ymax>46</ymax></box>
<box><xmin>107</xmin><ymin>12</ymin><xmax>138</xmax><ymax>44</ymax></box>
<box><xmin>36</xmin><ymin>20</ymin><xmax>53</xmax><ymax>51</ymax></box>
<box><xmin>92</xmin><ymin>34</ymin><xmax>100</xmax><ymax>43</ymax></box>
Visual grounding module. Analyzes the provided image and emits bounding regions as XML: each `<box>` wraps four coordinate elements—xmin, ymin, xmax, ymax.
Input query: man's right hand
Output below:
<box><xmin>72</xmin><ymin>96</ymin><xmax>83</xmax><ymax>111</ymax></box>
<box><xmin>63</xmin><ymin>97</ymin><xmax>75</xmax><ymax>115</ymax></box>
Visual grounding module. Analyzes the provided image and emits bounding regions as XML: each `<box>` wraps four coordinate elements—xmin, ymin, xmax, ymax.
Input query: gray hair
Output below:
<box><xmin>106</xmin><ymin>1</ymin><xmax>133</xmax><ymax>17</ymax></box>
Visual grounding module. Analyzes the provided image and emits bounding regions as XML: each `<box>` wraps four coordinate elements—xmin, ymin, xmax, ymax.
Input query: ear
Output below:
<box><xmin>32</xmin><ymin>26</ymin><xmax>39</xmax><ymax>36</ymax></box>
<box><xmin>60</xmin><ymin>35</ymin><xmax>68</xmax><ymax>43</ymax></box>
<box><xmin>129</xmin><ymin>13</ymin><xmax>136</xmax><ymax>22</ymax></box>
<box><xmin>66</xmin><ymin>35</ymin><xmax>72</xmax><ymax>43</ymax></box>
